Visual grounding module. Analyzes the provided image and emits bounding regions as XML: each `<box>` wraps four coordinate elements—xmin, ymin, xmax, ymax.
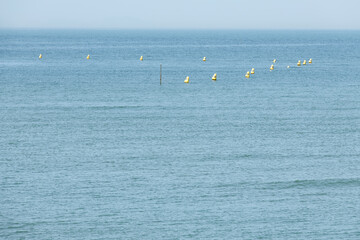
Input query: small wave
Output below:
<box><xmin>1</xmin><ymin>105</ymin><xmax>143</xmax><ymax>110</ymax></box>
<box><xmin>86</xmin><ymin>105</ymin><xmax>142</xmax><ymax>110</ymax></box>
<box><xmin>261</xmin><ymin>178</ymin><xmax>360</xmax><ymax>190</ymax></box>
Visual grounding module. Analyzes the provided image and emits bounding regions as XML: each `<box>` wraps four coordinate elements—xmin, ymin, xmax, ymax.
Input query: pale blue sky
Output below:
<box><xmin>1</xmin><ymin>0</ymin><xmax>359</xmax><ymax>29</ymax></box>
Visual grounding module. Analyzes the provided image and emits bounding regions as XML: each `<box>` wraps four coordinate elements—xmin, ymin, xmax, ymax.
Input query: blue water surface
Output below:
<box><xmin>1</xmin><ymin>30</ymin><xmax>360</xmax><ymax>239</ymax></box>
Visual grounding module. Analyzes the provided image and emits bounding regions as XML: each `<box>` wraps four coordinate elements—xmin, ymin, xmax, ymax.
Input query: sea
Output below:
<box><xmin>0</xmin><ymin>30</ymin><xmax>360</xmax><ymax>239</ymax></box>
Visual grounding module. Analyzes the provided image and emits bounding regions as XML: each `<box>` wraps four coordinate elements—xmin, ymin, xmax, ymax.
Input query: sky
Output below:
<box><xmin>0</xmin><ymin>0</ymin><xmax>359</xmax><ymax>29</ymax></box>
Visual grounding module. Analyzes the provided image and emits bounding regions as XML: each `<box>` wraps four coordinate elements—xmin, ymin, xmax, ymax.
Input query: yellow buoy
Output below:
<box><xmin>245</xmin><ymin>71</ymin><xmax>250</xmax><ymax>78</ymax></box>
<box><xmin>287</xmin><ymin>66</ymin><xmax>290</xmax><ymax>68</ymax></box>
<box><xmin>203</xmin><ymin>57</ymin><xmax>206</xmax><ymax>62</ymax></box>
<box><xmin>251</xmin><ymin>68</ymin><xmax>255</xmax><ymax>74</ymax></box>
<box><xmin>184</xmin><ymin>76</ymin><xmax>189</xmax><ymax>83</ymax></box>
<box><xmin>140</xmin><ymin>56</ymin><xmax>143</xmax><ymax>61</ymax></box>
<box><xmin>212</xmin><ymin>73</ymin><xmax>217</xmax><ymax>81</ymax></box>
<box><xmin>297</xmin><ymin>60</ymin><xmax>301</xmax><ymax>66</ymax></box>
<box><xmin>303</xmin><ymin>60</ymin><xmax>306</xmax><ymax>65</ymax></box>
<box><xmin>309</xmin><ymin>58</ymin><xmax>312</xmax><ymax>64</ymax></box>
<box><xmin>273</xmin><ymin>59</ymin><xmax>277</xmax><ymax>63</ymax></box>
<box><xmin>86</xmin><ymin>54</ymin><xmax>90</xmax><ymax>60</ymax></box>
<box><xmin>39</xmin><ymin>54</ymin><xmax>42</xmax><ymax>59</ymax></box>
<box><xmin>270</xmin><ymin>65</ymin><xmax>274</xmax><ymax>71</ymax></box>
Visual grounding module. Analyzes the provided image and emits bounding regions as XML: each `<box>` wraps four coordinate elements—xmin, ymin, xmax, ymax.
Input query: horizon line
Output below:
<box><xmin>1</xmin><ymin>27</ymin><xmax>360</xmax><ymax>31</ymax></box>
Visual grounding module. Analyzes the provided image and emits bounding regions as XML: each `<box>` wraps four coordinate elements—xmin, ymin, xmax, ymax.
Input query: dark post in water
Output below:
<box><xmin>160</xmin><ymin>64</ymin><xmax>162</xmax><ymax>85</ymax></box>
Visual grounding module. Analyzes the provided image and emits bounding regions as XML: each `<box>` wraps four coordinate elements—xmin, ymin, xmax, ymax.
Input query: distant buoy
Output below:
<box><xmin>309</xmin><ymin>58</ymin><xmax>312</xmax><ymax>64</ymax></box>
<box><xmin>86</xmin><ymin>54</ymin><xmax>90</xmax><ymax>60</ymax></box>
<box><xmin>212</xmin><ymin>73</ymin><xmax>217</xmax><ymax>81</ymax></box>
<box><xmin>184</xmin><ymin>76</ymin><xmax>189</xmax><ymax>83</ymax></box>
<box><xmin>273</xmin><ymin>59</ymin><xmax>277</xmax><ymax>63</ymax></box>
<box><xmin>287</xmin><ymin>66</ymin><xmax>290</xmax><ymax>68</ymax></box>
<box><xmin>251</xmin><ymin>68</ymin><xmax>255</xmax><ymax>74</ymax></box>
<box><xmin>39</xmin><ymin>54</ymin><xmax>42</xmax><ymax>59</ymax></box>
<box><xmin>297</xmin><ymin>60</ymin><xmax>301</xmax><ymax>66</ymax></box>
<box><xmin>303</xmin><ymin>60</ymin><xmax>306</xmax><ymax>65</ymax></box>
<box><xmin>140</xmin><ymin>56</ymin><xmax>143</xmax><ymax>61</ymax></box>
<box><xmin>245</xmin><ymin>71</ymin><xmax>250</xmax><ymax>78</ymax></box>
<box><xmin>203</xmin><ymin>57</ymin><xmax>206</xmax><ymax>62</ymax></box>
<box><xmin>270</xmin><ymin>65</ymin><xmax>274</xmax><ymax>71</ymax></box>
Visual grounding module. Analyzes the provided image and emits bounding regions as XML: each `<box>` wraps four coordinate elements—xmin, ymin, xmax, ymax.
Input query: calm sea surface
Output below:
<box><xmin>1</xmin><ymin>30</ymin><xmax>360</xmax><ymax>239</ymax></box>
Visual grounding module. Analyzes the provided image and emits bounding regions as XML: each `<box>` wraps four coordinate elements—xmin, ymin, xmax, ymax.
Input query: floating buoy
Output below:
<box><xmin>309</xmin><ymin>58</ymin><xmax>312</xmax><ymax>64</ymax></box>
<box><xmin>270</xmin><ymin>65</ymin><xmax>274</xmax><ymax>71</ymax></box>
<box><xmin>297</xmin><ymin>60</ymin><xmax>301</xmax><ymax>66</ymax></box>
<box><xmin>39</xmin><ymin>54</ymin><xmax>42</xmax><ymax>59</ymax></box>
<box><xmin>251</xmin><ymin>68</ymin><xmax>255</xmax><ymax>74</ymax></box>
<box><xmin>245</xmin><ymin>71</ymin><xmax>250</xmax><ymax>78</ymax></box>
<box><xmin>273</xmin><ymin>59</ymin><xmax>277</xmax><ymax>63</ymax></box>
<box><xmin>140</xmin><ymin>56</ymin><xmax>143</xmax><ymax>61</ymax></box>
<box><xmin>287</xmin><ymin>66</ymin><xmax>290</xmax><ymax>68</ymax></box>
<box><xmin>203</xmin><ymin>57</ymin><xmax>206</xmax><ymax>62</ymax></box>
<box><xmin>303</xmin><ymin>60</ymin><xmax>306</xmax><ymax>65</ymax></box>
<box><xmin>86</xmin><ymin>54</ymin><xmax>90</xmax><ymax>60</ymax></box>
<box><xmin>184</xmin><ymin>76</ymin><xmax>189</xmax><ymax>83</ymax></box>
<box><xmin>212</xmin><ymin>73</ymin><xmax>217</xmax><ymax>81</ymax></box>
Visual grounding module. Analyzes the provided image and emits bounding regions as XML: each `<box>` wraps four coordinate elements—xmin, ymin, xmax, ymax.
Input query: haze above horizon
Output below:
<box><xmin>1</xmin><ymin>0</ymin><xmax>359</xmax><ymax>30</ymax></box>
